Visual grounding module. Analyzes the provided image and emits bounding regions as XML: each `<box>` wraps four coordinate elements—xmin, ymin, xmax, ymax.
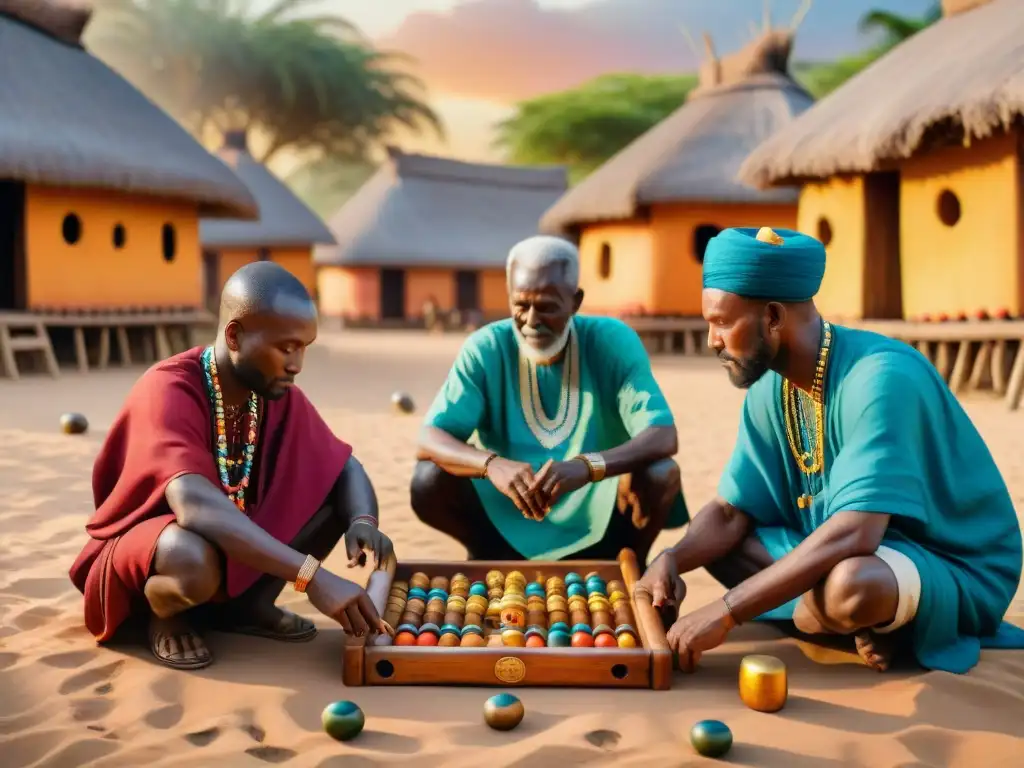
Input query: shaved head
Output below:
<box><xmin>216</xmin><ymin>261</ymin><xmax>318</xmax><ymax>400</ymax></box>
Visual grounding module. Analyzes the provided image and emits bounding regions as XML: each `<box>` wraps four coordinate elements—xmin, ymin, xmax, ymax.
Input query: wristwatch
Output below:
<box><xmin>576</xmin><ymin>452</ymin><xmax>607</xmax><ymax>482</ymax></box>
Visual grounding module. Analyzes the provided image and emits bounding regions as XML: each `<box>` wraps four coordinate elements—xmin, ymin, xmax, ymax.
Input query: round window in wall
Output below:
<box><xmin>937</xmin><ymin>189</ymin><xmax>961</xmax><ymax>227</ymax></box>
<box><xmin>161</xmin><ymin>223</ymin><xmax>177</xmax><ymax>262</ymax></box>
<box><xmin>112</xmin><ymin>223</ymin><xmax>127</xmax><ymax>249</ymax></box>
<box><xmin>598</xmin><ymin>242</ymin><xmax>612</xmax><ymax>279</ymax></box>
<box><xmin>692</xmin><ymin>224</ymin><xmax>721</xmax><ymax>264</ymax></box>
<box><xmin>817</xmin><ymin>216</ymin><xmax>834</xmax><ymax>246</ymax></box>
<box><xmin>62</xmin><ymin>213</ymin><xmax>82</xmax><ymax>245</ymax></box>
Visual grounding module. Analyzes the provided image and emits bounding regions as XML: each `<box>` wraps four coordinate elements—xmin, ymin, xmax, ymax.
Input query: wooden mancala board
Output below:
<box><xmin>343</xmin><ymin>548</ymin><xmax>672</xmax><ymax>689</ymax></box>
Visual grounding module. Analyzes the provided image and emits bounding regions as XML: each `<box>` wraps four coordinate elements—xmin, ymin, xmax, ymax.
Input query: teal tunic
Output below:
<box><xmin>719</xmin><ymin>325</ymin><xmax>1024</xmax><ymax>673</ymax></box>
<box><xmin>425</xmin><ymin>316</ymin><xmax>688</xmax><ymax>560</ymax></box>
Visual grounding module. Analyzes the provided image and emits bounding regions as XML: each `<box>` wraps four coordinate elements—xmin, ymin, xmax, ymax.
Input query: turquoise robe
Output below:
<box><xmin>719</xmin><ymin>325</ymin><xmax>1024</xmax><ymax>673</ymax></box>
<box><xmin>425</xmin><ymin>315</ymin><xmax>688</xmax><ymax>560</ymax></box>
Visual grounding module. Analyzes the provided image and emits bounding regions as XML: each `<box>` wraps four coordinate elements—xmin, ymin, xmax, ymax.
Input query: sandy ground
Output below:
<box><xmin>1</xmin><ymin>329</ymin><xmax>1022</xmax><ymax>768</ymax></box>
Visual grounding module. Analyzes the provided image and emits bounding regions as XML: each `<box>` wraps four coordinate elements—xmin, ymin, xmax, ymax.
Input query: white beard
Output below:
<box><xmin>514</xmin><ymin>318</ymin><xmax>574</xmax><ymax>365</ymax></box>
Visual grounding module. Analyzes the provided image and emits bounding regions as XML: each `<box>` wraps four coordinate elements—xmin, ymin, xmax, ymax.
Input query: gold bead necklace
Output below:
<box><xmin>782</xmin><ymin>321</ymin><xmax>832</xmax><ymax>509</ymax></box>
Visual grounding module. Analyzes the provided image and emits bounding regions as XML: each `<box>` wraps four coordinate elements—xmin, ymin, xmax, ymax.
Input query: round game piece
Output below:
<box><xmin>592</xmin><ymin>623</ymin><xmax>613</xmax><ymax>635</ymax></box>
<box><xmin>470</xmin><ymin>582</ymin><xmax>488</xmax><ymax>597</ymax></box>
<box><xmin>525</xmin><ymin>626</ymin><xmax>548</xmax><ymax>641</ymax></box>
<box><xmin>505</xmin><ymin>570</ymin><xmax>526</xmax><ymax>585</ymax></box>
<box><xmin>461</xmin><ymin>623</ymin><xmax>483</xmax><ymax>635</ymax></box>
<box><xmin>440</xmin><ymin>623</ymin><xmax>461</xmax><ymax>636</ymax></box>
<box><xmin>689</xmin><ymin>720</ymin><xmax>732</xmax><ymax>758</ymax></box>
<box><xmin>548</xmin><ymin>621</ymin><xmax>569</xmax><ymax>635</ymax></box>
<box><xmin>438</xmin><ymin>632</ymin><xmax>460</xmax><ymax>647</ymax></box>
<box><xmin>583</xmin><ymin>571</ymin><xmax>601</xmax><ymax>582</ymax></box>
<box><xmin>416</xmin><ymin>633</ymin><xmax>439</xmax><ymax>646</ymax></box>
<box><xmin>546</xmin><ymin>595</ymin><xmax>568</xmax><ymax>612</ymax></box>
<box><xmin>394</xmin><ymin>632</ymin><xmax>417</xmax><ymax>646</ymax></box>
<box><xmin>525</xmin><ymin>633</ymin><xmax>546</xmax><ymax>648</ymax></box>
<box><xmin>485</xmin><ymin>570</ymin><xmax>504</xmax><ymax>587</ymax></box>
<box><xmin>391</xmin><ymin>391</ymin><xmax>415</xmax><ymax>414</ymax></box>
<box><xmin>547</xmin><ymin>629</ymin><xmax>571</xmax><ymax>647</ymax></box>
<box><xmin>483</xmin><ymin>693</ymin><xmax>524</xmax><ymax>731</ymax></box>
<box><xmin>322</xmin><ymin>700</ymin><xmax>365</xmax><ymax>741</ymax></box>
<box><xmin>409</xmin><ymin>573</ymin><xmax>430</xmax><ymax>590</ymax></box>
<box><xmin>461</xmin><ymin>632</ymin><xmax>486</xmax><ymax>647</ymax></box>
<box><xmin>606</xmin><ymin>579</ymin><xmax>625</xmax><ymax>594</ymax></box>
<box><xmin>586</xmin><ymin>578</ymin><xmax>606</xmax><ymax>595</ymax></box>
<box><xmin>571</xmin><ymin>631</ymin><xmax>595</xmax><ymax>648</ymax></box>
<box><xmin>570</xmin><ymin>623</ymin><xmax>592</xmax><ymax>635</ymax></box>
<box><xmin>408</xmin><ymin>587</ymin><xmax>428</xmax><ymax>602</ymax></box>
<box><xmin>608</xmin><ymin>590</ymin><xmax>627</xmax><ymax>605</ymax></box>
<box><xmin>60</xmin><ymin>412</ymin><xmax>89</xmax><ymax>435</ymax></box>
<box><xmin>739</xmin><ymin>655</ymin><xmax>788</xmax><ymax>713</ymax></box>
<box><xmin>564</xmin><ymin>572</ymin><xmax>583</xmax><ymax>587</ymax></box>
<box><xmin>566</xmin><ymin>583</ymin><xmax>586</xmax><ymax>598</ymax></box>
<box><xmin>501</xmin><ymin>628</ymin><xmax>526</xmax><ymax>647</ymax></box>
<box><xmin>594</xmin><ymin>633</ymin><xmax>618</xmax><ymax>648</ymax></box>
<box><xmin>430</xmin><ymin>575</ymin><xmax>449</xmax><ymax>590</ymax></box>
<box><xmin>427</xmin><ymin>588</ymin><xmax>448</xmax><ymax>602</ymax></box>
<box><xmin>616</xmin><ymin>633</ymin><xmax>637</xmax><ymax>649</ymax></box>
<box><xmin>525</xmin><ymin>582</ymin><xmax>545</xmax><ymax>597</ymax></box>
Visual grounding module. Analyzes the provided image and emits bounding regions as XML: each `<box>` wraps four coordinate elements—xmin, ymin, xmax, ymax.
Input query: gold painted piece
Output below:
<box><xmin>494</xmin><ymin>656</ymin><xmax>527</xmax><ymax>684</ymax></box>
<box><xmin>755</xmin><ymin>226</ymin><xmax>785</xmax><ymax>245</ymax></box>
<box><xmin>738</xmin><ymin>654</ymin><xmax>788</xmax><ymax>712</ymax></box>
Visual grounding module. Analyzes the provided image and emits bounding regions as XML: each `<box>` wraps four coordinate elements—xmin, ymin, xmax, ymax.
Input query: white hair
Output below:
<box><xmin>506</xmin><ymin>235</ymin><xmax>579</xmax><ymax>290</ymax></box>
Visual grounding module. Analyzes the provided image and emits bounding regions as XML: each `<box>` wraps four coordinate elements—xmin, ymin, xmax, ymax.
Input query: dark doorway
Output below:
<box><xmin>455</xmin><ymin>270</ymin><xmax>480</xmax><ymax>312</ymax></box>
<box><xmin>202</xmin><ymin>250</ymin><xmax>220</xmax><ymax>313</ymax></box>
<box><xmin>0</xmin><ymin>180</ymin><xmax>27</xmax><ymax>311</ymax></box>
<box><xmin>692</xmin><ymin>224</ymin><xmax>720</xmax><ymax>264</ymax></box>
<box><xmin>863</xmin><ymin>171</ymin><xmax>903</xmax><ymax>319</ymax></box>
<box><xmin>380</xmin><ymin>268</ymin><xmax>406</xmax><ymax>320</ymax></box>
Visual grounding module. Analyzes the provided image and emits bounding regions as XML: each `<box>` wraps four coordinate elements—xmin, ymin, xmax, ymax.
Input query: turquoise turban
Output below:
<box><xmin>702</xmin><ymin>227</ymin><xmax>826</xmax><ymax>302</ymax></box>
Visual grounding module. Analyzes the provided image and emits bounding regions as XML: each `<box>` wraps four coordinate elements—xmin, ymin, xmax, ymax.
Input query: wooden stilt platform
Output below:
<box><xmin>0</xmin><ymin>308</ymin><xmax>216</xmax><ymax>380</ymax></box>
<box><xmin>625</xmin><ymin>317</ymin><xmax>1024</xmax><ymax>411</ymax></box>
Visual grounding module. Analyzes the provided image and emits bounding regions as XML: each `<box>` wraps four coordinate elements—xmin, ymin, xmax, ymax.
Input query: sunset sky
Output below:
<box><xmin>255</xmin><ymin>0</ymin><xmax>938</xmax><ymax>161</ymax></box>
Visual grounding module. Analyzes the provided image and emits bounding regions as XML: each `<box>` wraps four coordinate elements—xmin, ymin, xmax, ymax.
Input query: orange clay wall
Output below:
<box><xmin>24</xmin><ymin>185</ymin><xmax>201</xmax><ymax>310</ymax></box>
<box><xmin>797</xmin><ymin>177</ymin><xmax>867</xmax><ymax>321</ymax></box>
<box><xmin>899</xmin><ymin>131</ymin><xmax>1021</xmax><ymax>319</ymax></box>
<box><xmin>317</xmin><ymin>266</ymin><xmax>507</xmax><ymax>321</ymax></box>
<box><xmin>215</xmin><ymin>247</ymin><xmax>316</xmax><ymax>297</ymax></box>
<box><xmin>577</xmin><ymin>203</ymin><xmax>797</xmax><ymax>317</ymax></box>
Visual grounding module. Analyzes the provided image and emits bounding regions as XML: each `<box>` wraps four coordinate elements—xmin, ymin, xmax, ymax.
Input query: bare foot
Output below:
<box><xmin>854</xmin><ymin>630</ymin><xmax>893</xmax><ymax>671</ymax></box>
<box><xmin>149</xmin><ymin>614</ymin><xmax>212</xmax><ymax>670</ymax></box>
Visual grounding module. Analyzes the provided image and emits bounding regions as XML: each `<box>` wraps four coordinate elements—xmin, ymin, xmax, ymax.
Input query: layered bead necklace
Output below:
<box><xmin>517</xmin><ymin>323</ymin><xmax>581</xmax><ymax>449</ymax></box>
<box><xmin>781</xmin><ymin>320</ymin><xmax>832</xmax><ymax>510</ymax></box>
<box><xmin>201</xmin><ymin>346</ymin><xmax>260</xmax><ymax>512</ymax></box>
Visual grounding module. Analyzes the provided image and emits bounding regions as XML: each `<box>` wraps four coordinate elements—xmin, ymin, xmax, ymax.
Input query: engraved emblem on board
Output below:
<box><xmin>494</xmin><ymin>656</ymin><xmax>526</xmax><ymax>683</ymax></box>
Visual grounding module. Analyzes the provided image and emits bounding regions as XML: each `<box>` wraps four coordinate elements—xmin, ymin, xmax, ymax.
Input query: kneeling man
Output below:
<box><xmin>412</xmin><ymin>236</ymin><xmax>688</xmax><ymax>564</ymax></box>
<box><xmin>636</xmin><ymin>227</ymin><xmax>1024</xmax><ymax>674</ymax></box>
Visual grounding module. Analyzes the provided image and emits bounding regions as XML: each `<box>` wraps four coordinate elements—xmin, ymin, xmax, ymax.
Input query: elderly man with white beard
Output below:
<box><xmin>410</xmin><ymin>236</ymin><xmax>689</xmax><ymax>563</ymax></box>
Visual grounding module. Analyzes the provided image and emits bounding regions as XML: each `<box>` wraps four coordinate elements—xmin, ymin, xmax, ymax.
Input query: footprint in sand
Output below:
<box><xmin>13</xmin><ymin>605</ymin><xmax>61</xmax><ymax>631</ymax></box>
<box><xmin>58</xmin><ymin>660</ymin><xmax>125</xmax><ymax>696</ymax></box>
<box><xmin>584</xmin><ymin>730</ymin><xmax>621</xmax><ymax>750</ymax></box>
<box><xmin>40</xmin><ymin>650</ymin><xmax>99</xmax><ymax>669</ymax></box>
<box><xmin>144</xmin><ymin>672</ymin><xmax>184</xmax><ymax>729</ymax></box>
<box><xmin>6</xmin><ymin>578</ymin><xmax>70</xmax><ymax>599</ymax></box>
<box><xmin>245</xmin><ymin>746</ymin><xmax>298</xmax><ymax>763</ymax></box>
<box><xmin>184</xmin><ymin>727</ymin><xmax>221</xmax><ymax>747</ymax></box>
<box><xmin>71</xmin><ymin>698</ymin><xmax>114</xmax><ymax>722</ymax></box>
<box><xmin>144</xmin><ymin>704</ymin><xmax>184</xmax><ymax>730</ymax></box>
<box><xmin>0</xmin><ymin>652</ymin><xmax>18</xmax><ymax>671</ymax></box>
<box><xmin>244</xmin><ymin>724</ymin><xmax>266</xmax><ymax>742</ymax></box>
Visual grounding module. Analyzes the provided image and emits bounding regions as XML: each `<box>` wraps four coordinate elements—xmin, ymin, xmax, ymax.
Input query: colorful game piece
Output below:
<box><xmin>547</xmin><ymin>629</ymin><xmax>571</xmax><ymax>647</ymax></box>
<box><xmin>60</xmin><ymin>413</ymin><xmax>89</xmax><ymax>435</ymax></box>
<box><xmin>689</xmin><ymin>720</ymin><xmax>732</xmax><ymax>758</ymax></box>
<box><xmin>483</xmin><ymin>693</ymin><xmax>525</xmax><ymax>731</ymax></box>
<box><xmin>470</xmin><ymin>581</ymin><xmax>488</xmax><ymax>597</ymax></box>
<box><xmin>571</xmin><ymin>631</ymin><xmax>594</xmax><ymax>647</ymax></box>
<box><xmin>739</xmin><ymin>655</ymin><xmax>788</xmax><ymax>713</ymax></box>
<box><xmin>501</xmin><ymin>627</ymin><xmax>526</xmax><ymax>647</ymax></box>
<box><xmin>322</xmin><ymin>700</ymin><xmax>365</xmax><ymax>741</ymax></box>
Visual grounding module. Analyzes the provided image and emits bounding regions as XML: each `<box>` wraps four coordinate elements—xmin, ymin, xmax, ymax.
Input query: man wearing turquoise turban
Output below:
<box><xmin>635</xmin><ymin>226</ymin><xmax>1024</xmax><ymax>675</ymax></box>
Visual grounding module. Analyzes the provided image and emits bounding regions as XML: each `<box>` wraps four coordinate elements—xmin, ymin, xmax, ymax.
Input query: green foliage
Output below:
<box><xmin>494</xmin><ymin>73</ymin><xmax>697</xmax><ymax>181</ymax></box>
<box><xmin>87</xmin><ymin>0</ymin><xmax>442</xmax><ymax>163</ymax></box>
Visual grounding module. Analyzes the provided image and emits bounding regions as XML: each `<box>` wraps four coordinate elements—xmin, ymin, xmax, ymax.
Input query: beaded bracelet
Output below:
<box><xmin>294</xmin><ymin>554</ymin><xmax>321</xmax><ymax>593</ymax></box>
<box><xmin>351</xmin><ymin>514</ymin><xmax>378</xmax><ymax>528</ymax></box>
<box><xmin>722</xmin><ymin>592</ymin><xmax>741</xmax><ymax>626</ymax></box>
<box><xmin>481</xmin><ymin>452</ymin><xmax>498</xmax><ymax>478</ymax></box>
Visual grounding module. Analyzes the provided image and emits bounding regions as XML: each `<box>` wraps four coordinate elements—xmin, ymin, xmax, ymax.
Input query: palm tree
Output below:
<box><xmin>86</xmin><ymin>0</ymin><xmax>443</xmax><ymax>163</ymax></box>
<box><xmin>858</xmin><ymin>3</ymin><xmax>943</xmax><ymax>47</ymax></box>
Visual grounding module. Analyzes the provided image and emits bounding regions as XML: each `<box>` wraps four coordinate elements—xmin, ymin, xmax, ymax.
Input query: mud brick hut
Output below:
<box><xmin>200</xmin><ymin>130</ymin><xmax>335</xmax><ymax>310</ymax></box>
<box><xmin>315</xmin><ymin>147</ymin><xmax>568</xmax><ymax>326</ymax></box>
<box><xmin>739</xmin><ymin>0</ymin><xmax>1024</xmax><ymax>323</ymax></box>
<box><xmin>539</xmin><ymin>11</ymin><xmax>815</xmax><ymax>318</ymax></box>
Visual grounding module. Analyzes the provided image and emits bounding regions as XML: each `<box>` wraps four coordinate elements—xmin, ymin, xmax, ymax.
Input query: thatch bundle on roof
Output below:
<box><xmin>201</xmin><ymin>131</ymin><xmax>335</xmax><ymax>248</ymax></box>
<box><xmin>0</xmin><ymin>0</ymin><xmax>256</xmax><ymax>218</ymax></box>
<box><xmin>540</xmin><ymin>10</ymin><xmax>814</xmax><ymax>236</ymax></box>
<box><xmin>739</xmin><ymin>0</ymin><xmax>1022</xmax><ymax>188</ymax></box>
<box><xmin>315</xmin><ymin>147</ymin><xmax>568</xmax><ymax>269</ymax></box>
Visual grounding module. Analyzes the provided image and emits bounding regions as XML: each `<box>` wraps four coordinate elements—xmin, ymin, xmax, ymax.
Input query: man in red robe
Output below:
<box><xmin>69</xmin><ymin>262</ymin><xmax>394</xmax><ymax>670</ymax></box>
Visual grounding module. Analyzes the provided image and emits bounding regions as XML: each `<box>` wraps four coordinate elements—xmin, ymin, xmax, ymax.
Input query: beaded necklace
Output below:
<box><xmin>201</xmin><ymin>346</ymin><xmax>260</xmax><ymax>512</ymax></box>
<box><xmin>781</xmin><ymin>320</ymin><xmax>832</xmax><ymax>510</ymax></box>
<box><xmin>517</xmin><ymin>323</ymin><xmax>581</xmax><ymax>449</ymax></box>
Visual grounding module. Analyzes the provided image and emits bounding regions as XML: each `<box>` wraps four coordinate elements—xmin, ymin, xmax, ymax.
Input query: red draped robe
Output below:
<box><xmin>69</xmin><ymin>347</ymin><xmax>352</xmax><ymax>642</ymax></box>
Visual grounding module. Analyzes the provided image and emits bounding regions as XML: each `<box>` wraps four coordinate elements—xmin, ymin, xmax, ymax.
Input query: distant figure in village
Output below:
<box><xmin>411</xmin><ymin>235</ymin><xmax>688</xmax><ymax>564</ymax></box>
<box><xmin>70</xmin><ymin>262</ymin><xmax>394</xmax><ymax>670</ymax></box>
<box><xmin>635</xmin><ymin>226</ymin><xmax>1024</xmax><ymax>674</ymax></box>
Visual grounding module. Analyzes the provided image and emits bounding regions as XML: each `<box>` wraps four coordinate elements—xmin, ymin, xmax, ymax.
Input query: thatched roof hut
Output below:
<box><xmin>0</xmin><ymin>0</ymin><xmax>256</xmax><ymax>219</ymax></box>
<box><xmin>315</xmin><ymin>148</ymin><xmax>568</xmax><ymax>269</ymax></box>
<box><xmin>200</xmin><ymin>131</ymin><xmax>335</xmax><ymax>248</ymax></box>
<box><xmin>540</xmin><ymin>25</ymin><xmax>815</xmax><ymax>236</ymax></box>
<box><xmin>739</xmin><ymin>0</ymin><xmax>1024</xmax><ymax>188</ymax></box>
